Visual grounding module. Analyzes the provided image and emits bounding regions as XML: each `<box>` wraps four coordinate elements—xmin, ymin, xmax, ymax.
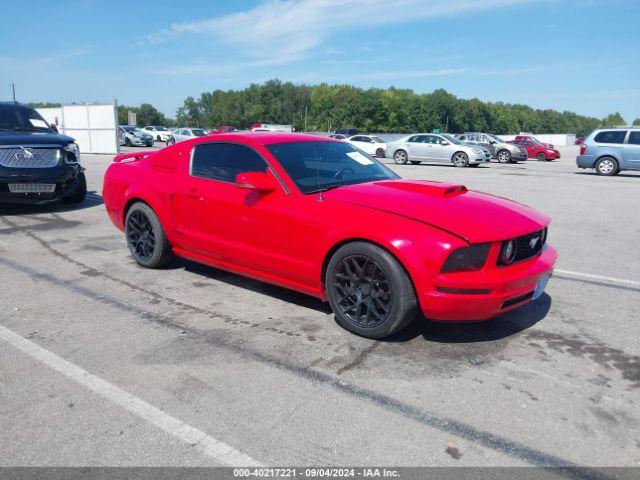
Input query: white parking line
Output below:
<box><xmin>0</xmin><ymin>324</ymin><xmax>261</xmax><ymax>467</ymax></box>
<box><xmin>555</xmin><ymin>269</ymin><xmax>640</xmax><ymax>288</ymax></box>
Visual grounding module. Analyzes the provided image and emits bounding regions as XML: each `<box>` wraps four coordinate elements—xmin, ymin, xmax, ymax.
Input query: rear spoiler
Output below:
<box><xmin>113</xmin><ymin>151</ymin><xmax>155</xmax><ymax>163</ymax></box>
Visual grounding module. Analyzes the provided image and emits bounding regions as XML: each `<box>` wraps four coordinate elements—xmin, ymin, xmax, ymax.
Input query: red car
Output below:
<box><xmin>509</xmin><ymin>139</ymin><xmax>560</xmax><ymax>161</ymax></box>
<box><xmin>514</xmin><ymin>135</ymin><xmax>554</xmax><ymax>149</ymax></box>
<box><xmin>103</xmin><ymin>133</ymin><xmax>556</xmax><ymax>339</ymax></box>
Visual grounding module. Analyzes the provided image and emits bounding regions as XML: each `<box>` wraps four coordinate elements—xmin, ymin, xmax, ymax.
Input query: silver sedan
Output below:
<box><xmin>386</xmin><ymin>133</ymin><xmax>491</xmax><ymax>167</ymax></box>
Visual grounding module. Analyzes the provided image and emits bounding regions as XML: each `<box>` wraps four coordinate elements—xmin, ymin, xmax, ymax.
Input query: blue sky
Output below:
<box><xmin>1</xmin><ymin>0</ymin><xmax>638</xmax><ymax>121</ymax></box>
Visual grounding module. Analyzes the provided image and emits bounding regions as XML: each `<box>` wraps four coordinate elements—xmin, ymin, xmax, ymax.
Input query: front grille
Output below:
<box><xmin>499</xmin><ymin>228</ymin><xmax>547</xmax><ymax>266</ymax></box>
<box><xmin>0</xmin><ymin>147</ymin><xmax>60</xmax><ymax>168</ymax></box>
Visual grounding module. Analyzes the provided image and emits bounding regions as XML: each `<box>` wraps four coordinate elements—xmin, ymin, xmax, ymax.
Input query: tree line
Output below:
<box><xmin>28</xmin><ymin>81</ymin><xmax>639</xmax><ymax>135</ymax></box>
<box><xmin>171</xmin><ymin>80</ymin><xmax>636</xmax><ymax>136</ymax></box>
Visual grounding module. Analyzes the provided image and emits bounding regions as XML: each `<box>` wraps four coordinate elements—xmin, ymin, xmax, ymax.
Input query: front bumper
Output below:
<box><xmin>420</xmin><ymin>245</ymin><xmax>557</xmax><ymax>321</ymax></box>
<box><xmin>469</xmin><ymin>153</ymin><xmax>491</xmax><ymax>164</ymax></box>
<box><xmin>0</xmin><ymin>164</ymin><xmax>83</xmax><ymax>205</ymax></box>
<box><xmin>129</xmin><ymin>137</ymin><xmax>153</xmax><ymax>146</ymax></box>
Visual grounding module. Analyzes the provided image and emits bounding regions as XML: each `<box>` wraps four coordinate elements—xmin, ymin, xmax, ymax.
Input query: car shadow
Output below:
<box><xmin>165</xmin><ymin>256</ymin><xmax>550</xmax><ymax>343</ymax></box>
<box><xmin>574</xmin><ymin>171</ymin><xmax>640</xmax><ymax>178</ymax></box>
<box><xmin>386</xmin><ymin>293</ymin><xmax>552</xmax><ymax>344</ymax></box>
<box><xmin>168</xmin><ymin>257</ymin><xmax>334</xmax><ymax>314</ymax></box>
<box><xmin>0</xmin><ymin>191</ymin><xmax>103</xmax><ymax>216</ymax></box>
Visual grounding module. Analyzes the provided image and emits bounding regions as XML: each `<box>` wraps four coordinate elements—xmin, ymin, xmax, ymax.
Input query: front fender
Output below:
<box><xmin>319</xmin><ymin>214</ymin><xmax>467</xmax><ymax>300</ymax></box>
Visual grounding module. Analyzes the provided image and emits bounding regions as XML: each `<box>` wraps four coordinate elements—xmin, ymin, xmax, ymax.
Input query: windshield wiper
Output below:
<box><xmin>305</xmin><ymin>184</ymin><xmax>343</xmax><ymax>194</ymax></box>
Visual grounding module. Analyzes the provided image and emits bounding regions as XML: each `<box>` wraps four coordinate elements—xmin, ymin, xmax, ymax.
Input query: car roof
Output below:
<box><xmin>206</xmin><ymin>132</ymin><xmax>340</xmax><ymax>146</ymax></box>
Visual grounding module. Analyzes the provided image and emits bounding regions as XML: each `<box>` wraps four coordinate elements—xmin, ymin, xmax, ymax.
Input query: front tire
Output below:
<box><xmin>125</xmin><ymin>137</ymin><xmax>131</xmax><ymax>147</ymax></box>
<box><xmin>62</xmin><ymin>172</ymin><xmax>87</xmax><ymax>204</ymax></box>
<box><xmin>452</xmin><ymin>152</ymin><xmax>469</xmax><ymax>167</ymax></box>
<box><xmin>410</xmin><ymin>160</ymin><xmax>421</xmax><ymax>165</ymax></box>
<box><xmin>497</xmin><ymin>149</ymin><xmax>511</xmax><ymax>163</ymax></box>
<box><xmin>325</xmin><ymin>242</ymin><xmax>418</xmax><ymax>339</ymax></box>
<box><xmin>393</xmin><ymin>150</ymin><xmax>408</xmax><ymax>165</ymax></box>
<box><xmin>536</xmin><ymin>152</ymin><xmax>546</xmax><ymax>161</ymax></box>
<box><xmin>125</xmin><ymin>202</ymin><xmax>174</xmax><ymax>268</ymax></box>
<box><xmin>595</xmin><ymin>157</ymin><xmax>619</xmax><ymax>176</ymax></box>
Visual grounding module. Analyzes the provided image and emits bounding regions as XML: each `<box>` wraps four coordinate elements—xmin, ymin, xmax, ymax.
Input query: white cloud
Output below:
<box><xmin>147</xmin><ymin>0</ymin><xmax>535</xmax><ymax>65</ymax></box>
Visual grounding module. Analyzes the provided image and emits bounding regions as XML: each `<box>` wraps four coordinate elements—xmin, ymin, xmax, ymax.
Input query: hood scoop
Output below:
<box><xmin>376</xmin><ymin>180</ymin><xmax>468</xmax><ymax>197</ymax></box>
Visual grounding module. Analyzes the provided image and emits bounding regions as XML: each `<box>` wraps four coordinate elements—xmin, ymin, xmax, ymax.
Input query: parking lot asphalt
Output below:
<box><xmin>0</xmin><ymin>144</ymin><xmax>638</xmax><ymax>468</ymax></box>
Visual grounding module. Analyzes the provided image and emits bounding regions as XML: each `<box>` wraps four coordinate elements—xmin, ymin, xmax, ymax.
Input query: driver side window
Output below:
<box><xmin>191</xmin><ymin>143</ymin><xmax>267</xmax><ymax>183</ymax></box>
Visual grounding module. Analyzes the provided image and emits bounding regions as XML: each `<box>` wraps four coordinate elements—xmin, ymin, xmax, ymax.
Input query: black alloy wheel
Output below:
<box><xmin>127</xmin><ymin>210</ymin><xmax>155</xmax><ymax>260</ymax></box>
<box><xmin>326</xmin><ymin>242</ymin><xmax>417</xmax><ymax>339</ymax></box>
<box><xmin>125</xmin><ymin>202</ymin><xmax>174</xmax><ymax>268</ymax></box>
<box><xmin>333</xmin><ymin>255</ymin><xmax>392</xmax><ymax>329</ymax></box>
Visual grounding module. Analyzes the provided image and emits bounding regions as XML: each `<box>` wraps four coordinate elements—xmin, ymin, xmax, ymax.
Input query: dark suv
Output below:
<box><xmin>0</xmin><ymin>102</ymin><xmax>86</xmax><ymax>205</ymax></box>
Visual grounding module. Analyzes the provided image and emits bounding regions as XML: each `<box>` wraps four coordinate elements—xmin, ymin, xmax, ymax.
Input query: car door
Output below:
<box><xmin>623</xmin><ymin>131</ymin><xmax>640</xmax><ymax>169</ymax></box>
<box><xmin>404</xmin><ymin>135</ymin><xmax>427</xmax><ymax>159</ymax></box>
<box><xmin>171</xmin><ymin>142</ymin><xmax>290</xmax><ymax>278</ymax></box>
<box><xmin>478</xmin><ymin>135</ymin><xmax>495</xmax><ymax>155</ymax></box>
<box><xmin>424</xmin><ymin>135</ymin><xmax>448</xmax><ymax>162</ymax></box>
<box><xmin>351</xmin><ymin>136</ymin><xmax>375</xmax><ymax>155</ymax></box>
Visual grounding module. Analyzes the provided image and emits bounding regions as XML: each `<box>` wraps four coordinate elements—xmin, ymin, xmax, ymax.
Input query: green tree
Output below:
<box><xmin>173</xmin><ymin>79</ymin><xmax>602</xmax><ymax>135</ymax></box>
<box><xmin>600</xmin><ymin>112</ymin><xmax>626</xmax><ymax>127</ymax></box>
<box><xmin>632</xmin><ymin>118</ymin><xmax>640</xmax><ymax>126</ymax></box>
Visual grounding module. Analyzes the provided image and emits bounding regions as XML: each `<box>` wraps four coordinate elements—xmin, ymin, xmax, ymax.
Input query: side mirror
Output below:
<box><xmin>235</xmin><ymin>171</ymin><xmax>277</xmax><ymax>191</ymax></box>
<box><xmin>440</xmin><ymin>140</ymin><xmax>449</xmax><ymax>145</ymax></box>
<box><xmin>50</xmin><ymin>124</ymin><xmax>58</xmax><ymax>133</ymax></box>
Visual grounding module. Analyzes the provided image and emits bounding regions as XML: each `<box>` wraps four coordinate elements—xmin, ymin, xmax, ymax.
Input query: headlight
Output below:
<box><xmin>472</xmin><ymin>147</ymin><xmax>482</xmax><ymax>153</ymax></box>
<box><xmin>441</xmin><ymin>243</ymin><xmax>490</xmax><ymax>273</ymax></box>
<box><xmin>62</xmin><ymin>142</ymin><xmax>80</xmax><ymax>163</ymax></box>
<box><xmin>499</xmin><ymin>239</ymin><xmax>517</xmax><ymax>266</ymax></box>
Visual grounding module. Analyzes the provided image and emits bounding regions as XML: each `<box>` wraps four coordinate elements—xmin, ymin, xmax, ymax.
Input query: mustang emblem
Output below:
<box><xmin>529</xmin><ymin>236</ymin><xmax>540</xmax><ymax>249</ymax></box>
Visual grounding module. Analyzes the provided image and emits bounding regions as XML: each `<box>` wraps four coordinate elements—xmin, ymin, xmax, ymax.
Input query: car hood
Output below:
<box><xmin>323</xmin><ymin>180</ymin><xmax>549</xmax><ymax>243</ymax></box>
<box><xmin>0</xmin><ymin>131</ymin><xmax>75</xmax><ymax>146</ymax></box>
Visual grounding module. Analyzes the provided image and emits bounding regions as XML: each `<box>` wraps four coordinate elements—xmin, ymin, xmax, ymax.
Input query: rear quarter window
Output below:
<box><xmin>594</xmin><ymin>131</ymin><xmax>627</xmax><ymax>144</ymax></box>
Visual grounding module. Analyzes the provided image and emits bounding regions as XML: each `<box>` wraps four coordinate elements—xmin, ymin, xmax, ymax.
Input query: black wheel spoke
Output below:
<box><xmin>126</xmin><ymin>211</ymin><xmax>156</xmax><ymax>260</ymax></box>
<box><xmin>332</xmin><ymin>254</ymin><xmax>392</xmax><ymax>329</ymax></box>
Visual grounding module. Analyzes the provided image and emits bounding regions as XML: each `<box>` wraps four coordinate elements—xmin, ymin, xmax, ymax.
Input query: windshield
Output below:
<box><xmin>486</xmin><ymin>134</ymin><xmax>504</xmax><ymax>143</ymax></box>
<box><xmin>371</xmin><ymin>136</ymin><xmax>385</xmax><ymax>143</ymax></box>
<box><xmin>156</xmin><ymin>126</ymin><xmax>169</xmax><ymax>131</ymax></box>
<box><xmin>267</xmin><ymin>141</ymin><xmax>399</xmax><ymax>194</ymax></box>
<box><xmin>0</xmin><ymin>103</ymin><xmax>52</xmax><ymax>132</ymax></box>
<box><xmin>122</xmin><ymin>126</ymin><xmax>139</xmax><ymax>133</ymax></box>
<box><xmin>192</xmin><ymin>129</ymin><xmax>207</xmax><ymax>137</ymax></box>
<box><xmin>441</xmin><ymin>134</ymin><xmax>462</xmax><ymax>145</ymax></box>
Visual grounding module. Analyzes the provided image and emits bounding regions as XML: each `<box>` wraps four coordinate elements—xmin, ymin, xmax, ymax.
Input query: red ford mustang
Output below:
<box><xmin>103</xmin><ymin>133</ymin><xmax>556</xmax><ymax>339</ymax></box>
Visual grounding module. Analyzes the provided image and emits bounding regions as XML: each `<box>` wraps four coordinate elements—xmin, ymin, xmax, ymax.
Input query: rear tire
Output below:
<box><xmin>325</xmin><ymin>242</ymin><xmax>417</xmax><ymax>339</ymax></box>
<box><xmin>595</xmin><ymin>157</ymin><xmax>619</xmax><ymax>176</ymax></box>
<box><xmin>62</xmin><ymin>172</ymin><xmax>87</xmax><ymax>204</ymax></box>
<box><xmin>393</xmin><ymin>150</ymin><xmax>408</xmax><ymax>165</ymax></box>
<box><xmin>375</xmin><ymin>148</ymin><xmax>385</xmax><ymax>158</ymax></box>
<box><xmin>125</xmin><ymin>202</ymin><xmax>174</xmax><ymax>268</ymax></box>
